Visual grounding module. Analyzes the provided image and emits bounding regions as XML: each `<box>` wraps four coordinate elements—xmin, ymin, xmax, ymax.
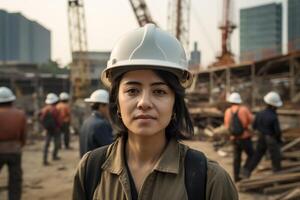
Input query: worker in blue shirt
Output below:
<box><xmin>241</xmin><ymin>91</ymin><xmax>282</xmax><ymax>178</ymax></box>
<box><xmin>79</xmin><ymin>89</ymin><xmax>113</xmax><ymax>157</ymax></box>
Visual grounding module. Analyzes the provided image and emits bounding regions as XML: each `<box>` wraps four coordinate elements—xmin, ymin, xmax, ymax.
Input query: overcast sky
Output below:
<box><xmin>0</xmin><ymin>0</ymin><xmax>285</xmax><ymax>67</ymax></box>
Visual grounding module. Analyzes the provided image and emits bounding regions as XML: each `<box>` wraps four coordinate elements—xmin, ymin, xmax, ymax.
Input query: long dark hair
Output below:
<box><xmin>109</xmin><ymin>69</ymin><xmax>194</xmax><ymax>140</ymax></box>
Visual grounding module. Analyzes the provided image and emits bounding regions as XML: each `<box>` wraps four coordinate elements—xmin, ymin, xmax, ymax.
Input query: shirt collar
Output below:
<box><xmin>92</xmin><ymin>110</ymin><xmax>104</xmax><ymax>118</ymax></box>
<box><xmin>102</xmin><ymin>137</ymin><xmax>182</xmax><ymax>175</ymax></box>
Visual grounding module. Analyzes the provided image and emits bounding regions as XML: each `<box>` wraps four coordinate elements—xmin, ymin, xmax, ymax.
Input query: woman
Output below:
<box><xmin>73</xmin><ymin>24</ymin><xmax>238</xmax><ymax>200</ymax></box>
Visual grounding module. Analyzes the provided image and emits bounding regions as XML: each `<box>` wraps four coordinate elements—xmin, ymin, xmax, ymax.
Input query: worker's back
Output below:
<box><xmin>79</xmin><ymin>111</ymin><xmax>113</xmax><ymax>157</ymax></box>
<box><xmin>0</xmin><ymin>106</ymin><xmax>26</xmax><ymax>153</ymax></box>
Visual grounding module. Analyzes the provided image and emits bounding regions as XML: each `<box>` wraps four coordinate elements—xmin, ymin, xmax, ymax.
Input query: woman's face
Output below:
<box><xmin>118</xmin><ymin>69</ymin><xmax>175</xmax><ymax>138</ymax></box>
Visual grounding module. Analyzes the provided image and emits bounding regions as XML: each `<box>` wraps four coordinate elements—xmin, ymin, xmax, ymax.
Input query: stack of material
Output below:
<box><xmin>238</xmin><ymin>134</ymin><xmax>300</xmax><ymax>200</ymax></box>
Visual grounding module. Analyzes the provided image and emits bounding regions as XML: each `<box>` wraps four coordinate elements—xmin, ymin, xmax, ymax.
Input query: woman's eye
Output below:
<box><xmin>154</xmin><ymin>89</ymin><xmax>167</xmax><ymax>95</ymax></box>
<box><xmin>126</xmin><ymin>88</ymin><xmax>139</xmax><ymax>95</ymax></box>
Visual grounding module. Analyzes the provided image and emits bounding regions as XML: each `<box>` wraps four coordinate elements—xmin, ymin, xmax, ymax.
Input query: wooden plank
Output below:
<box><xmin>283</xmin><ymin>151</ymin><xmax>300</xmax><ymax>159</ymax></box>
<box><xmin>277</xmin><ymin>166</ymin><xmax>300</xmax><ymax>174</ymax></box>
<box><xmin>238</xmin><ymin>172</ymin><xmax>300</xmax><ymax>191</ymax></box>
<box><xmin>263</xmin><ymin>182</ymin><xmax>300</xmax><ymax>194</ymax></box>
<box><xmin>256</xmin><ymin>161</ymin><xmax>300</xmax><ymax>172</ymax></box>
<box><xmin>282</xmin><ymin>188</ymin><xmax>300</xmax><ymax>200</ymax></box>
<box><xmin>281</xmin><ymin>137</ymin><xmax>300</xmax><ymax>152</ymax></box>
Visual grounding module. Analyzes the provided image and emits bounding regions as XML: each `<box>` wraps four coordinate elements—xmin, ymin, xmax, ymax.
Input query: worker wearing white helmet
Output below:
<box><xmin>0</xmin><ymin>86</ymin><xmax>27</xmax><ymax>200</ymax></box>
<box><xmin>39</xmin><ymin>93</ymin><xmax>61</xmax><ymax>165</ymax></box>
<box><xmin>73</xmin><ymin>24</ymin><xmax>238</xmax><ymax>200</ymax></box>
<box><xmin>59</xmin><ymin>92</ymin><xmax>69</xmax><ymax>101</ymax></box>
<box><xmin>241</xmin><ymin>91</ymin><xmax>283</xmax><ymax>179</ymax></box>
<box><xmin>56</xmin><ymin>92</ymin><xmax>72</xmax><ymax>149</ymax></box>
<box><xmin>224</xmin><ymin>92</ymin><xmax>254</xmax><ymax>182</ymax></box>
<box><xmin>263</xmin><ymin>91</ymin><xmax>283</xmax><ymax>107</ymax></box>
<box><xmin>79</xmin><ymin>89</ymin><xmax>113</xmax><ymax>157</ymax></box>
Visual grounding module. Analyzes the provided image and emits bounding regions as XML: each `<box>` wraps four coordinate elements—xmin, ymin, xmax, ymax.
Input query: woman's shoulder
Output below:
<box><xmin>206</xmin><ymin>159</ymin><xmax>239</xmax><ymax>199</ymax></box>
<box><xmin>207</xmin><ymin>159</ymin><xmax>230</xmax><ymax>179</ymax></box>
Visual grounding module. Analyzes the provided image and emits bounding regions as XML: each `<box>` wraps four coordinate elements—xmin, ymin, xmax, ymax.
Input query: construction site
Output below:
<box><xmin>0</xmin><ymin>0</ymin><xmax>300</xmax><ymax>199</ymax></box>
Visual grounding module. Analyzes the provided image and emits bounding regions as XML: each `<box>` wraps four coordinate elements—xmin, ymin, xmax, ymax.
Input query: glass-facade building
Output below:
<box><xmin>0</xmin><ymin>10</ymin><xmax>51</xmax><ymax>64</ymax></box>
<box><xmin>288</xmin><ymin>0</ymin><xmax>300</xmax><ymax>52</ymax></box>
<box><xmin>240</xmin><ymin>3</ymin><xmax>282</xmax><ymax>62</ymax></box>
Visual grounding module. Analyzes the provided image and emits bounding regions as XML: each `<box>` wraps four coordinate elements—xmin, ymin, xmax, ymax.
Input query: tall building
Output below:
<box><xmin>0</xmin><ymin>10</ymin><xmax>51</xmax><ymax>64</ymax></box>
<box><xmin>288</xmin><ymin>0</ymin><xmax>300</xmax><ymax>52</ymax></box>
<box><xmin>188</xmin><ymin>42</ymin><xmax>201</xmax><ymax>72</ymax></box>
<box><xmin>240</xmin><ymin>3</ymin><xmax>282</xmax><ymax>62</ymax></box>
<box><xmin>189</xmin><ymin>42</ymin><xmax>201</xmax><ymax>65</ymax></box>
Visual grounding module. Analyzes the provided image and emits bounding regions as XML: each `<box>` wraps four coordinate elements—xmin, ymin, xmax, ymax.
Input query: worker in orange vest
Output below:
<box><xmin>0</xmin><ymin>87</ymin><xmax>27</xmax><ymax>200</ymax></box>
<box><xmin>224</xmin><ymin>92</ymin><xmax>254</xmax><ymax>182</ymax></box>
<box><xmin>56</xmin><ymin>92</ymin><xmax>72</xmax><ymax>149</ymax></box>
<box><xmin>39</xmin><ymin>93</ymin><xmax>61</xmax><ymax>165</ymax></box>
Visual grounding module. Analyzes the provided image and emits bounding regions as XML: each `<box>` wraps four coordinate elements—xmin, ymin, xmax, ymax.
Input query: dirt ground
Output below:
<box><xmin>0</xmin><ymin>135</ymin><xmax>269</xmax><ymax>200</ymax></box>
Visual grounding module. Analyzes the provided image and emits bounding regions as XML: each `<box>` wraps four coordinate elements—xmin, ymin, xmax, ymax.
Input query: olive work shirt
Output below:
<box><xmin>73</xmin><ymin>137</ymin><xmax>238</xmax><ymax>200</ymax></box>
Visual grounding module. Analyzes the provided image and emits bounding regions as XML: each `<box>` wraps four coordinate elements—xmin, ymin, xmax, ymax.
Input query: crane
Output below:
<box><xmin>67</xmin><ymin>0</ymin><xmax>90</xmax><ymax>99</ymax></box>
<box><xmin>128</xmin><ymin>0</ymin><xmax>155</xmax><ymax>26</ymax></box>
<box><xmin>211</xmin><ymin>0</ymin><xmax>236</xmax><ymax>67</ymax></box>
<box><xmin>128</xmin><ymin>0</ymin><xmax>190</xmax><ymax>52</ymax></box>
<box><xmin>168</xmin><ymin>0</ymin><xmax>191</xmax><ymax>52</ymax></box>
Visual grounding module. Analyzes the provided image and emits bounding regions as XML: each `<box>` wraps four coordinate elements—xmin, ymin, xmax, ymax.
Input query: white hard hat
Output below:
<box><xmin>45</xmin><ymin>93</ymin><xmax>59</xmax><ymax>104</ymax></box>
<box><xmin>227</xmin><ymin>92</ymin><xmax>242</xmax><ymax>104</ymax></box>
<box><xmin>59</xmin><ymin>92</ymin><xmax>69</xmax><ymax>100</ymax></box>
<box><xmin>84</xmin><ymin>89</ymin><xmax>109</xmax><ymax>104</ymax></box>
<box><xmin>101</xmin><ymin>23</ymin><xmax>193</xmax><ymax>88</ymax></box>
<box><xmin>264</xmin><ymin>91</ymin><xmax>282</xmax><ymax>107</ymax></box>
<box><xmin>0</xmin><ymin>87</ymin><xmax>16</xmax><ymax>103</ymax></box>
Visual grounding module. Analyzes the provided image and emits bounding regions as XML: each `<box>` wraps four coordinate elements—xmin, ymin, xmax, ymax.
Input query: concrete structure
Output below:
<box><xmin>288</xmin><ymin>0</ymin><xmax>300</xmax><ymax>52</ymax></box>
<box><xmin>240</xmin><ymin>3</ymin><xmax>282</xmax><ymax>62</ymax></box>
<box><xmin>0</xmin><ymin>10</ymin><xmax>51</xmax><ymax>64</ymax></box>
<box><xmin>72</xmin><ymin>51</ymin><xmax>110</xmax><ymax>89</ymax></box>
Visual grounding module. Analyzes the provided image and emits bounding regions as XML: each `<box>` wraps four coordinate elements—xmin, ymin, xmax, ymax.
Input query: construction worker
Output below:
<box><xmin>56</xmin><ymin>92</ymin><xmax>72</xmax><ymax>149</ymax></box>
<box><xmin>241</xmin><ymin>91</ymin><xmax>283</xmax><ymax>178</ymax></box>
<box><xmin>79</xmin><ymin>89</ymin><xmax>113</xmax><ymax>157</ymax></box>
<box><xmin>73</xmin><ymin>24</ymin><xmax>238</xmax><ymax>200</ymax></box>
<box><xmin>39</xmin><ymin>93</ymin><xmax>61</xmax><ymax>165</ymax></box>
<box><xmin>0</xmin><ymin>87</ymin><xmax>26</xmax><ymax>200</ymax></box>
<box><xmin>224</xmin><ymin>92</ymin><xmax>254</xmax><ymax>182</ymax></box>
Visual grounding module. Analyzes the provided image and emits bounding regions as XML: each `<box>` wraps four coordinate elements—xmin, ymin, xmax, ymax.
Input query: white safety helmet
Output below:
<box><xmin>264</xmin><ymin>91</ymin><xmax>282</xmax><ymax>107</ymax></box>
<box><xmin>0</xmin><ymin>87</ymin><xmax>16</xmax><ymax>103</ymax></box>
<box><xmin>101</xmin><ymin>23</ymin><xmax>193</xmax><ymax>88</ymax></box>
<box><xmin>84</xmin><ymin>89</ymin><xmax>109</xmax><ymax>104</ymax></box>
<box><xmin>227</xmin><ymin>92</ymin><xmax>242</xmax><ymax>104</ymax></box>
<box><xmin>45</xmin><ymin>93</ymin><xmax>59</xmax><ymax>104</ymax></box>
<box><xmin>59</xmin><ymin>92</ymin><xmax>69</xmax><ymax>101</ymax></box>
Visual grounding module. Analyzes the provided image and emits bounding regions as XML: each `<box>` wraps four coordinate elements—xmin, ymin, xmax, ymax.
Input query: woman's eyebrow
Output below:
<box><xmin>123</xmin><ymin>81</ymin><xmax>141</xmax><ymax>85</ymax></box>
<box><xmin>123</xmin><ymin>81</ymin><xmax>167</xmax><ymax>86</ymax></box>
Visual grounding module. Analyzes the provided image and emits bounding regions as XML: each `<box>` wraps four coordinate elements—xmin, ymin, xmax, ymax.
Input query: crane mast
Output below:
<box><xmin>212</xmin><ymin>0</ymin><xmax>236</xmax><ymax>67</ymax></box>
<box><xmin>67</xmin><ymin>0</ymin><xmax>90</xmax><ymax>99</ymax></box>
<box><xmin>168</xmin><ymin>0</ymin><xmax>190</xmax><ymax>52</ymax></box>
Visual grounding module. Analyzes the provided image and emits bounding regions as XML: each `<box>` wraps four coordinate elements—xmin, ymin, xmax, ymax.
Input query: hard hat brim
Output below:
<box><xmin>0</xmin><ymin>96</ymin><xmax>16</xmax><ymax>103</ymax></box>
<box><xmin>84</xmin><ymin>98</ymin><xmax>108</xmax><ymax>104</ymax></box>
<box><xmin>101</xmin><ymin>62</ymin><xmax>193</xmax><ymax>88</ymax></box>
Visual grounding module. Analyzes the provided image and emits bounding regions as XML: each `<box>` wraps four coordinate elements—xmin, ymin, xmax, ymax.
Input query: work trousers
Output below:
<box><xmin>60</xmin><ymin>122</ymin><xmax>70</xmax><ymax>148</ymax></box>
<box><xmin>247</xmin><ymin>134</ymin><xmax>281</xmax><ymax>173</ymax></box>
<box><xmin>43</xmin><ymin>130</ymin><xmax>60</xmax><ymax>163</ymax></box>
<box><xmin>0</xmin><ymin>153</ymin><xmax>22</xmax><ymax>200</ymax></box>
<box><xmin>233</xmin><ymin>138</ymin><xmax>254</xmax><ymax>181</ymax></box>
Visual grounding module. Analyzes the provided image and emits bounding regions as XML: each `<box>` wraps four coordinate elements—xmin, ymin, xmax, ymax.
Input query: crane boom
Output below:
<box><xmin>128</xmin><ymin>0</ymin><xmax>155</xmax><ymax>26</ymax></box>
<box><xmin>67</xmin><ymin>0</ymin><xmax>90</xmax><ymax>99</ymax></box>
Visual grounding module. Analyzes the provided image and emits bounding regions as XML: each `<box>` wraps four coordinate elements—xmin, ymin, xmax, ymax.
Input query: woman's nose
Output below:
<box><xmin>137</xmin><ymin>91</ymin><xmax>152</xmax><ymax>110</ymax></box>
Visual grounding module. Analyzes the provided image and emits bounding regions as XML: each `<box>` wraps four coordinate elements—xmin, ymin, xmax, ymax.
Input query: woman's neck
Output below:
<box><xmin>126</xmin><ymin>133</ymin><xmax>167</xmax><ymax>165</ymax></box>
